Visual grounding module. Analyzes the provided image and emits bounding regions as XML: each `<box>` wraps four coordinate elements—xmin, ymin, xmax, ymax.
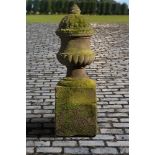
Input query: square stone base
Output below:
<box><xmin>55</xmin><ymin>84</ymin><xmax>97</xmax><ymax>137</ymax></box>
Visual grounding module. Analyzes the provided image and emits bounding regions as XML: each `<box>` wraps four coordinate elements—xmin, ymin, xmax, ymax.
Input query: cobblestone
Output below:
<box><xmin>27</xmin><ymin>147</ymin><xmax>34</xmax><ymax>153</ymax></box>
<box><xmin>91</xmin><ymin>147</ymin><xmax>118</xmax><ymax>154</ymax></box>
<box><xmin>100</xmin><ymin>128</ymin><xmax>124</xmax><ymax>134</ymax></box>
<box><xmin>107</xmin><ymin>141</ymin><xmax>129</xmax><ymax>146</ymax></box>
<box><xmin>113</xmin><ymin>123</ymin><xmax>129</xmax><ymax>128</ymax></box>
<box><xmin>115</xmin><ymin>134</ymin><xmax>129</xmax><ymax>140</ymax></box>
<box><xmin>36</xmin><ymin>147</ymin><xmax>62</xmax><ymax>153</ymax></box>
<box><xmin>26</xmin><ymin>141</ymin><xmax>34</xmax><ymax>147</ymax></box>
<box><xmin>120</xmin><ymin>118</ymin><xmax>129</xmax><ymax>122</ymax></box>
<box><xmin>52</xmin><ymin>141</ymin><xmax>77</xmax><ymax>146</ymax></box>
<box><xmin>79</xmin><ymin>140</ymin><xmax>105</xmax><ymax>146</ymax></box>
<box><xmin>26</xmin><ymin>23</ymin><xmax>129</xmax><ymax>154</ymax></box>
<box><xmin>119</xmin><ymin>147</ymin><xmax>129</xmax><ymax>154</ymax></box>
<box><xmin>64</xmin><ymin>147</ymin><xmax>89</xmax><ymax>154</ymax></box>
<box><xmin>92</xmin><ymin>134</ymin><xmax>114</xmax><ymax>140</ymax></box>
<box><xmin>107</xmin><ymin>113</ymin><xmax>128</xmax><ymax>117</ymax></box>
<box><xmin>34</xmin><ymin>141</ymin><xmax>50</xmax><ymax>146</ymax></box>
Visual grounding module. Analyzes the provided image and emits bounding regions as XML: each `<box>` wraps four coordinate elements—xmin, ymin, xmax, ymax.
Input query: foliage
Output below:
<box><xmin>121</xmin><ymin>3</ymin><xmax>128</xmax><ymax>15</ymax></box>
<box><xmin>105</xmin><ymin>2</ymin><xmax>112</xmax><ymax>15</ymax></box>
<box><xmin>26</xmin><ymin>0</ymin><xmax>129</xmax><ymax>15</ymax></box>
<box><xmin>47</xmin><ymin>0</ymin><xmax>52</xmax><ymax>13</ymax></box>
<box><xmin>32</xmin><ymin>0</ymin><xmax>40</xmax><ymax>13</ymax></box>
<box><xmin>26</xmin><ymin>0</ymin><xmax>32</xmax><ymax>14</ymax></box>
<box><xmin>39</xmin><ymin>0</ymin><xmax>48</xmax><ymax>14</ymax></box>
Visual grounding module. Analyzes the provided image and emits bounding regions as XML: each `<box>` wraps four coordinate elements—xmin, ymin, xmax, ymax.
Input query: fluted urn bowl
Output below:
<box><xmin>56</xmin><ymin>36</ymin><xmax>95</xmax><ymax>67</ymax></box>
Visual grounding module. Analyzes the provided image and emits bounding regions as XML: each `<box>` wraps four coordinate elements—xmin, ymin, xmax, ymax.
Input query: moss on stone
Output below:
<box><xmin>57</xmin><ymin>52</ymin><xmax>95</xmax><ymax>66</ymax></box>
<box><xmin>57</xmin><ymin>78</ymin><xmax>96</xmax><ymax>88</ymax></box>
<box><xmin>62</xmin><ymin>48</ymin><xmax>94</xmax><ymax>55</ymax></box>
<box><xmin>55</xmin><ymin>4</ymin><xmax>97</xmax><ymax>137</ymax></box>
<box><xmin>56</xmin><ymin>86</ymin><xmax>96</xmax><ymax>105</ymax></box>
<box><xmin>55</xmin><ymin>85</ymin><xmax>97</xmax><ymax>136</ymax></box>
<box><xmin>56</xmin><ymin>104</ymin><xmax>97</xmax><ymax>136</ymax></box>
<box><xmin>57</xmin><ymin>37</ymin><xmax>95</xmax><ymax>65</ymax></box>
<box><xmin>56</xmin><ymin>14</ymin><xmax>94</xmax><ymax>36</ymax></box>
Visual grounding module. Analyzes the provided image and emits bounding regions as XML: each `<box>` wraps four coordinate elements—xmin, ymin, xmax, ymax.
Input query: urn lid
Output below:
<box><xmin>56</xmin><ymin>4</ymin><xmax>94</xmax><ymax>37</ymax></box>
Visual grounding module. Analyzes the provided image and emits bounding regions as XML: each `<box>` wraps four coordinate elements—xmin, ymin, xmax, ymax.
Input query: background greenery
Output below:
<box><xmin>26</xmin><ymin>0</ymin><xmax>129</xmax><ymax>15</ymax></box>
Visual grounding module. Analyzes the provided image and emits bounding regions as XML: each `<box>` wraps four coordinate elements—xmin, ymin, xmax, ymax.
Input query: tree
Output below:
<box><xmin>32</xmin><ymin>0</ymin><xmax>40</xmax><ymax>13</ymax></box>
<box><xmin>83</xmin><ymin>0</ymin><xmax>92</xmax><ymax>14</ymax></box>
<box><xmin>61</xmin><ymin>0</ymin><xmax>65</xmax><ymax>13</ymax></box>
<box><xmin>47</xmin><ymin>0</ymin><xmax>52</xmax><ymax>13</ymax></box>
<box><xmin>111</xmin><ymin>3</ymin><xmax>117</xmax><ymax>15</ymax></box>
<box><xmin>51</xmin><ymin>0</ymin><xmax>56</xmax><ymax>14</ymax></box>
<box><xmin>96</xmin><ymin>0</ymin><xmax>100</xmax><ymax>14</ymax></box>
<box><xmin>105</xmin><ymin>2</ymin><xmax>112</xmax><ymax>15</ymax></box>
<box><xmin>79</xmin><ymin>0</ymin><xmax>87</xmax><ymax>14</ymax></box>
<box><xmin>100</xmin><ymin>1</ymin><xmax>105</xmax><ymax>15</ymax></box>
<box><xmin>39</xmin><ymin>0</ymin><xmax>48</xmax><ymax>14</ymax></box>
<box><xmin>104</xmin><ymin>0</ymin><xmax>115</xmax><ymax>3</ymax></box>
<box><xmin>54</xmin><ymin>0</ymin><xmax>67</xmax><ymax>14</ymax></box>
<box><xmin>27</xmin><ymin>0</ymin><xmax>128</xmax><ymax>15</ymax></box>
<box><xmin>63</xmin><ymin>0</ymin><xmax>69</xmax><ymax>13</ymax></box>
<box><xmin>121</xmin><ymin>3</ymin><xmax>128</xmax><ymax>15</ymax></box>
<box><xmin>89</xmin><ymin>0</ymin><xmax>97</xmax><ymax>14</ymax></box>
<box><xmin>68</xmin><ymin>0</ymin><xmax>76</xmax><ymax>13</ymax></box>
<box><xmin>26</xmin><ymin>0</ymin><xmax>32</xmax><ymax>14</ymax></box>
<box><xmin>115</xmin><ymin>2</ymin><xmax>121</xmax><ymax>15</ymax></box>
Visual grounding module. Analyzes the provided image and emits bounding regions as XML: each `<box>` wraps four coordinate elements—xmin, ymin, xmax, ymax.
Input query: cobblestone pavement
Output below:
<box><xmin>26</xmin><ymin>23</ymin><xmax>129</xmax><ymax>155</ymax></box>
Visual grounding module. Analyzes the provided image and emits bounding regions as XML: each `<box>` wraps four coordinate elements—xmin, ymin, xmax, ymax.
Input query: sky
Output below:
<box><xmin>115</xmin><ymin>0</ymin><xmax>129</xmax><ymax>5</ymax></box>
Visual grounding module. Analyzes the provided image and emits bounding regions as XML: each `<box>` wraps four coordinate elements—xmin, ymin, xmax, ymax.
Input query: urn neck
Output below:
<box><xmin>67</xmin><ymin>67</ymin><xmax>88</xmax><ymax>78</ymax></box>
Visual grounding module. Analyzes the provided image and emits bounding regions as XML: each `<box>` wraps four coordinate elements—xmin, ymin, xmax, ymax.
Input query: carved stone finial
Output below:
<box><xmin>69</xmin><ymin>4</ymin><xmax>81</xmax><ymax>14</ymax></box>
<box><xmin>55</xmin><ymin>4</ymin><xmax>97</xmax><ymax>137</ymax></box>
<box><xmin>55</xmin><ymin>4</ymin><xmax>94</xmax><ymax>78</ymax></box>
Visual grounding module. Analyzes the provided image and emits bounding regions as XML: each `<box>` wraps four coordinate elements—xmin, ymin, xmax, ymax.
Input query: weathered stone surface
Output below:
<box><xmin>34</xmin><ymin>141</ymin><xmax>50</xmax><ymax>146</ymax></box>
<box><xmin>91</xmin><ymin>147</ymin><xmax>118</xmax><ymax>154</ymax></box>
<box><xmin>55</xmin><ymin>79</ymin><xmax>97</xmax><ymax>136</ymax></box>
<box><xmin>52</xmin><ymin>140</ymin><xmax>77</xmax><ymax>146</ymax></box>
<box><xmin>64</xmin><ymin>147</ymin><xmax>89</xmax><ymax>154</ymax></box>
<box><xmin>55</xmin><ymin>5</ymin><xmax>97</xmax><ymax>137</ymax></box>
<box><xmin>26</xmin><ymin>147</ymin><xmax>34</xmax><ymax>153</ymax></box>
<box><xmin>79</xmin><ymin>140</ymin><xmax>105</xmax><ymax>146</ymax></box>
<box><xmin>119</xmin><ymin>147</ymin><xmax>129</xmax><ymax>154</ymax></box>
<box><xmin>107</xmin><ymin>141</ymin><xmax>129</xmax><ymax>146</ymax></box>
<box><xmin>36</xmin><ymin>147</ymin><xmax>62</xmax><ymax>153</ymax></box>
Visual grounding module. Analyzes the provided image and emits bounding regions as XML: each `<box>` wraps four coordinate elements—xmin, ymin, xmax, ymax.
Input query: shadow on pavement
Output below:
<box><xmin>26</xmin><ymin>117</ymin><xmax>55</xmax><ymax>137</ymax></box>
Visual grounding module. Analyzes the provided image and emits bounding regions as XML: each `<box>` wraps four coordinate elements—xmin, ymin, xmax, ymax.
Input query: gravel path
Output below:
<box><xmin>26</xmin><ymin>23</ymin><xmax>129</xmax><ymax>155</ymax></box>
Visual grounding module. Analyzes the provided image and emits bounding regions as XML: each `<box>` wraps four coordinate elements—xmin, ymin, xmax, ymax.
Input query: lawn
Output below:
<box><xmin>26</xmin><ymin>15</ymin><xmax>129</xmax><ymax>24</ymax></box>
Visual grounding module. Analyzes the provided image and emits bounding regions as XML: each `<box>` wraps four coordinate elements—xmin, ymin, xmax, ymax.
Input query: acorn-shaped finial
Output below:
<box><xmin>69</xmin><ymin>4</ymin><xmax>81</xmax><ymax>14</ymax></box>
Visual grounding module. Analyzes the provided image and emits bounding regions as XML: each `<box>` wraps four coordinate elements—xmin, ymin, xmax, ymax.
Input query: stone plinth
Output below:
<box><xmin>55</xmin><ymin>78</ymin><xmax>97</xmax><ymax>136</ymax></box>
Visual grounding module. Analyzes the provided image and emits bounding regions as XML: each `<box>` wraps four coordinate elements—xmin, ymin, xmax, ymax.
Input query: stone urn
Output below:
<box><xmin>55</xmin><ymin>4</ymin><xmax>97</xmax><ymax>137</ymax></box>
<box><xmin>56</xmin><ymin>4</ymin><xmax>95</xmax><ymax>78</ymax></box>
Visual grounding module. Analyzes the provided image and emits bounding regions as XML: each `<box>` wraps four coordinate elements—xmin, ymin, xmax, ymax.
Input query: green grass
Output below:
<box><xmin>26</xmin><ymin>15</ymin><xmax>129</xmax><ymax>24</ymax></box>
